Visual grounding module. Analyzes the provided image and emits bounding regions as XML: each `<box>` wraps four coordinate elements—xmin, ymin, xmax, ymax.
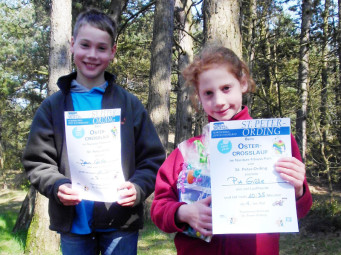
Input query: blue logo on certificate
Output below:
<box><xmin>217</xmin><ymin>139</ymin><xmax>232</xmax><ymax>154</ymax></box>
<box><xmin>72</xmin><ymin>127</ymin><xmax>85</xmax><ymax>139</ymax></box>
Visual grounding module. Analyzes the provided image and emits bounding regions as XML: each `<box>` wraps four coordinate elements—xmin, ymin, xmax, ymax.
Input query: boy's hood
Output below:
<box><xmin>56</xmin><ymin>71</ymin><xmax>116</xmax><ymax>94</ymax></box>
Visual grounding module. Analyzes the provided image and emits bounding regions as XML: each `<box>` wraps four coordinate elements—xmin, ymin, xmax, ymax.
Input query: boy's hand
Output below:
<box><xmin>176</xmin><ymin>196</ymin><xmax>212</xmax><ymax>236</ymax></box>
<box><xmin>117</xmin><ymin>181</ymin><xmax>137</xmax><ymax>207</ymax></box>
<box><xmin>57</xmin><ymin>183</ymin><xmax>81</xmax><ymax>206</ymax></box>
<box><xmin>275</xmin><ymin>157</ymin><xmax>305</xmax><ymax>199</ymax></box>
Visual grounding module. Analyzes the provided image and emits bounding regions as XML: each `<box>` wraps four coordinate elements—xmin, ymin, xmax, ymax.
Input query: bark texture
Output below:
<box><xmin>48</xmin><ymin>0</ymin><xmax>72</xmax><ymax>95</ymax></box>
<box><xmin>296</xmin><ymin>0</ymin><xmax>312</xmax><ymax>162</ymax></box>
<box><xmin>147</xmin><ymin>0</ymin><xmax>175</xmax><ymax>149</ymax></box>
<box><xmin>203</xmin><ymin>0</ymin><xmax>242</xmax><ymax>57</ymax></box>
<box><xmin>174</xmin><ymin>0</ymin><xmax>194</xmax><ymax>147</ymax></box>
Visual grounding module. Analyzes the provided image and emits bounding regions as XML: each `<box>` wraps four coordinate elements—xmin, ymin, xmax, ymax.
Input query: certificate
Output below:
<box><xmin>64</xmin><ymin>109</ymin><xmax>125</xmax><ymax>202</ymax></box>
<box><xmin>209</xmin><ymin>118</ymin><xmax>298</xmax><ymax>234</ymax></box>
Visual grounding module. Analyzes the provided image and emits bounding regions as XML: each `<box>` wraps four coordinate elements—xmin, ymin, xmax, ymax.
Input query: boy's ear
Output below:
<box><xmin>70</xmin><ymin>36</ymin><xmax>75</xmax><ymax>53</ymax></box>
<box><xmin>110</xmin><ymin>44</ymin><xmax>117</xmax><ymax>60</ymax></box>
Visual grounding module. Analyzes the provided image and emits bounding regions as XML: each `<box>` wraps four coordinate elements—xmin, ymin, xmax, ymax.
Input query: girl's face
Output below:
<box><xmin>198</xmin><ymin>65</ymin><xmax>248</xmax><ymax>121</ymax></box>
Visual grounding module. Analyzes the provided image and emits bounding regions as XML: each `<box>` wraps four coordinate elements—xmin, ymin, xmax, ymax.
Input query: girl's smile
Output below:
<box><xmin>198</xmin><ymin>65</ymin><xmax>248</xmax><ymax>121</ymax></box>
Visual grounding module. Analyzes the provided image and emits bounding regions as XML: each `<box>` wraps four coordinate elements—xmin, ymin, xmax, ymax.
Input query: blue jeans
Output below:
<box><xmin>60</xmin><ymin>230</ymin><xmax>139</xmax><ymax>255</ymax></box>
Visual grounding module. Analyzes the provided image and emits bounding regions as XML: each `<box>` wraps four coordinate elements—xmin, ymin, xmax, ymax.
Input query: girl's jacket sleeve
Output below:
<box><xmin>151</xmin><ymin>148</ymin><xmax>187</xmax><ymax>233</ymax></box>
<box><xmin>291</xmin><ymin>135</ymin><xmax>313</xmax><ymax>218</ymax></box>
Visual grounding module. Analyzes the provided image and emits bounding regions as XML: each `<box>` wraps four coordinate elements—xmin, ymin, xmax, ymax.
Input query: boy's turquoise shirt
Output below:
<box><xmin>70</xmin><ymin>79</ymin><xmax>107</xmax><ymax>234</ymax></box>
<box><xmin>70</xmin><ymin>79</ymin><xmax>108</xmax><ymax>110</ymax></box>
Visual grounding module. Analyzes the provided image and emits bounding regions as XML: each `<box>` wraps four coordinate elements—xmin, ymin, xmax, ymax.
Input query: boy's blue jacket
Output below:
<box><xmin>23</xmin><ymin>72</ymin><xmax>166</xmax><ymax>233</ymax></box>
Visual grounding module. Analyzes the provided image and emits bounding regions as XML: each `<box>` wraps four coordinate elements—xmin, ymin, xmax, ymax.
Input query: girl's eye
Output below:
<box><xmin>98</xmin><ymin>46</ymin><xmax>107</xmax><ymax>51</ymax></box>
<box><xmin>81</xmin><ymin>43</ymin><xmax>89</xmax><ymax>48</ymax></box>
<box><xmin>223</xmin><ymin>86</ymin><xmax>230</xmax><ymax>91</ymax></box>
<box><xmin>205</xmin><ymin>91</ymin><xmax>213</xmax><ymax>96</ymax></box>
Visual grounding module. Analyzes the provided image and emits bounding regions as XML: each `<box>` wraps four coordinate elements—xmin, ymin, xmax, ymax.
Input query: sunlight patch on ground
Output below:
<box><xmin>0</xmin><ymin>189</ymin><xmax>26</xmax><ymax>203</ymax></box>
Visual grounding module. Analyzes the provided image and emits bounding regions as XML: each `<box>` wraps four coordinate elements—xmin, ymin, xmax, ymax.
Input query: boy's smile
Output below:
<box><xmin>71</xmin><ymin>24</ymin><xmax>116</xmax><ymax>88</ymax></box>
<box><xmin>198</xmin><ymin>65</ymin><xmax>248</xmax><ymax>121</ymax></box>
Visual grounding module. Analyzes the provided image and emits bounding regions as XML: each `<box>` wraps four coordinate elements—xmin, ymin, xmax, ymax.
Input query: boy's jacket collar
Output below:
<box><xmin>56</xmin><ymin>71</ymin><xmax>116</xmax><ymax>94</ymax></box>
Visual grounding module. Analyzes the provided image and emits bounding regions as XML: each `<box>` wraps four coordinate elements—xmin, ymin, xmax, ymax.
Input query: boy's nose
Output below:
<box><xmin>88</xmin><ymin>47</ymin><xmax>97</xmax><ymax>58</ymax></box>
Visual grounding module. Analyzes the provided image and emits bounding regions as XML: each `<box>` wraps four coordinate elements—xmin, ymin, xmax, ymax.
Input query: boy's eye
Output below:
<box><xmin>81</xmin><ymin>43</ymin><xmax>89</xmax><ymax>48</ymax></box>
<box><xmin>223</xmin><ymin>86</ymin><xmax>230</xmax><ymax>91</ymax></box>
<box><xmin>98</xmin><ymin>46</ymin><xmax>107</xmax><ymax>51</ymax></box>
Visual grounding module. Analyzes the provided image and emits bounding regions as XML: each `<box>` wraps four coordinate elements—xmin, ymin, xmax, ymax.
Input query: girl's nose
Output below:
<box><xmin>214</xmin><ymin>92</ymin><xmax>225</xmax><ymax>106</ymax></box>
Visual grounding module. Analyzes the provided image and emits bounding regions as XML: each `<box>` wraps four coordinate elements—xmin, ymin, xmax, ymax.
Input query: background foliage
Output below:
<box><xmin>0</xmin><ymin>0</ymin><xmax>340</xmax><ymax>253</ymax></box>
<box><xmin>0</xmin><ymin>0</ymin><xmax>339</xmax><ymax>219</ymax></box>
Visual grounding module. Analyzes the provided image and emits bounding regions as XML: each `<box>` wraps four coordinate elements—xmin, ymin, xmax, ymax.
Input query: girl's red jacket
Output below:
<box><xmin>151</xmin><ymin>107</ymin><xmax>312</xmax><ymax>255</ymax></box>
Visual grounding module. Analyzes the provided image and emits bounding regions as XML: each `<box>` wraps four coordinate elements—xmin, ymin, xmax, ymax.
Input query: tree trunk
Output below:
<box><xmin>242</xmin><ymin>0</ymin><xmax>256</xmax><ymax>111</ymax></box>
<box><xmin>203</xmin><ymin>0</ymin><xmax>242</xmax><ymax>57</ymax></box>
<box><xmin>321</xmin><ymin>0</ymin><xmax>330</xmax><ymax>140</ymax></box>
<box><xmin>296</xmin><ymin>0</ymin><xmax>312</xmax><ymax>163</ymax></box>
<box><xmin>320</xmin><ymin>0</ymin><xmax>333</xmax><ymax>201</ymax></box>
<box><xmin>147</xmin><ymin>0</ymin><xmax>175</xmax><ymax>149</ymax></box>
<box><xmin>337</xmin><ymin>0</ymin><xmax>341</xmax><ymax>151</ymax></box>
<box><xmin>272</xmin><ymin>41</ymin><xmax>282</xmax><ymax>117</ymax></box>
<box><xmin>174</xmin><ymin>0</ymin><xmax>194</xmax><ymax>147</ymax></box>
<box><xmin>13</xmin><ymin>186</ymin><xmax>36</xmax><ymax>232</ymax></box>
<box><xmin>48</xmin><ymin>0</ymin><xmax>72</xmax><ymax>95</ymax></box>
<box><xmin>25</xmin><ymin>191</ymin><xmax>60</xmax><ymax>255</ymax></box>
<box><xmin>260</xmin><ymin>18</ymin><xmax>272</xmax><ymax>117</ymax></box>
<box><xmin>109</xmin><ymin>0</ymin><xmax>128</xmax><ymax>41</ymax></box>
<box><xmin>23</xmin><ymin>0</ymin><xmax>72</xmax><ymax>253</ymax></box>
<box><xmin>242</xmin><ymin>0</ymin><xmax>256</xmax><ymax>68</ymax></box>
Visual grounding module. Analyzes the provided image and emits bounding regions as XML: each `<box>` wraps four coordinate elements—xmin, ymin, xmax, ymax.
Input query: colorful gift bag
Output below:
<box><xmin>177</xmin><ymin>128</ymin><xmax>212</xmax><ymax>242</ymax></box>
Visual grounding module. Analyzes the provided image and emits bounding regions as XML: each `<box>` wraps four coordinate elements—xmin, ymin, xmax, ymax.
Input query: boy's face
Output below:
<box><xmin>198</xmin><ymin>65</ymin><xmax>248</xmax><ymax>121</ymax></box>
<box><xmin>71</xmin><ymin>24</ymin><xmax>116</xmax><ymax>88</ymax></box>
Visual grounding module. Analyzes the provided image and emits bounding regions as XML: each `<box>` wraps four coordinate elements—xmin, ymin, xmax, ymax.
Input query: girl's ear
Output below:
<box><xmin>241</xmin><ymin>77</ymin><xmax>248</xmax><ymax>93</ymax></box>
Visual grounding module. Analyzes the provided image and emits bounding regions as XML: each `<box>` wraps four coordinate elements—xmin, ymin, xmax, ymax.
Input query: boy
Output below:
<box><xmin>23</xmin><ymin>9</ymin><xmax>165</xmax><ymax>255</ymax></box>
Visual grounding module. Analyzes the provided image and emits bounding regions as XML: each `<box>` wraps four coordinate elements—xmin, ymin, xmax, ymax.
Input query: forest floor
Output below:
<box><xmin>278</xmin><ymin>182</ymin><xmax>341</xmax><ymax>255</ymax></box>
<box><xmin>0</xmin><ymin>171</ymin><xmax>340</xmax><ymax>254</ymax></box>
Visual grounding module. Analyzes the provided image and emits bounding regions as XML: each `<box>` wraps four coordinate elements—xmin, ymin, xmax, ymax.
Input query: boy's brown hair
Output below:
<box><xmin>73</xmin><ymin>9</ymin><xmax>117</xmax><ymax>46</ymax></box>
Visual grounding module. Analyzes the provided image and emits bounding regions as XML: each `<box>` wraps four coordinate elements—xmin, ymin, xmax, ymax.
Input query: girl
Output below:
<box><xmin>150</xmin><ymin>46</ymin><xmax>312</xmax><ymax>254</ymax></box>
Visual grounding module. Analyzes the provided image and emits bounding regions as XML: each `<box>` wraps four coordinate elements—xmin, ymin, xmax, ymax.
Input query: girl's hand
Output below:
<box><xmin>57</xmin><ymin>183</ymin><xmax>81</xmax><ymax>206</ymax></box>
<box><xmin>176</xmin><ymin>196</ymin><xmax>212</xmax><ymax>236</ymax></box>
<box><xmin>117</xmin><ymin>181</ymin><xmax>137</xmax><ymax>207</ymax></box>
<box><xmin>275</xmin><ymin>157</ymin><xmax>305</xmax><ymax>199</ymax></box>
